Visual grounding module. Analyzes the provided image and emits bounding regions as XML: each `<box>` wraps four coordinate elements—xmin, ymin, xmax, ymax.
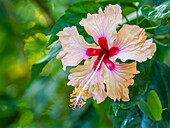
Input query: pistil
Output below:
<box><xmin>69</xmin><ymin>54</ymin><xmax>105</xmax><ymax>110</ymax></box>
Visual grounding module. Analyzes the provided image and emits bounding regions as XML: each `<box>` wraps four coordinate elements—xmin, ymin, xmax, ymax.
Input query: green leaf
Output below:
<box><xmin>18</xmin><ymin>110</ymin><xmax>34</xmax><ymax>126</ymax></box>
<box><xmin>141</xmin><ymin>1</ymin><xmax>170</xmax><ymax>20</ymax></box>
<box><xmin>92</xmin><ymin>98</ymin><xmax>110</xmax><ymax>122</ymax></box>
<box><xmin>136</xmin><ymin>60</ymin><xmax>170</xmax><ymax>128</ymax></box>
<box><xmin>24</xmin><ymin>33</ymin><xmax>48</xmax><ymax>70</ymax></box>
<box><xmin>45</xmin><ymin>35</ymin><xmax>59</xmax><ymax>48</ymax></box>
<box><xmin>0</xmin><ymin>105</ymin><xmax>7</xmax><ymax>111</ymax></box>
<box><xmin>141</xmin><ymin>114</ymin><xmax>169</xmax><ymax>128</ymax></box>
<box><xmin>24</xmin><ymin>33</ymin><xmax>48</xmax><ymax>55</ymax></box>
<box><xmin>111</xmin><ymin>106</ymin><xmax>142</xmax><ymax>128</ymax></box>
<box><xmin>161</xmin><ymin>13</ymin><xmax>170</xmax><ymax>25</ymax></box>
<box><xmin>148</xmin><ymin>60</ymin><xmax>170</xmax><ymax>120</ymax></box>
<box><xmin>30</xmin><ymin>41</ymin><xmax>62</xmax><ymax>81</ymax></box>
<box><xmin>51</xmin><ymin>1</ymin><xmax>104</xmax><ymax>44</ymax></box>
<box><xmin>111</xmin><ymin>102</ymin><xmax>120</xmax><ymax>116</ymax></box>
<box><xmin>111</xmin><ymin>88</ymin><xmax>168</xmax><ymax>128</ymax></box>
<box><xmin>110</xmin><ymin>60</ymin><xmax>152</xmax><ymax>110</ymax></box>
<box><xmin>138</xmin><ymin>90</ymin><xmax>162</xmax><ymax>121</ymax></box>
<box><xmin>23</xmin><ymin>76</ymin><xmax>59</xmax><ymax>115</ymax></box>
<box><xmin>146</xmin><ymin>90</ymin><xmax>162</xmax><ymax>120</ymax></box>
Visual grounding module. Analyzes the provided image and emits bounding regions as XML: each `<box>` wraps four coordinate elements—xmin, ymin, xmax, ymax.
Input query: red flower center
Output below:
<box><xmin>98</xmin><ymin>36</ymin><xmax>109</xmax><ymax>51</ymax></box>
<box><xmin>86</xmin><ymin>36</ymin><xmax>119</xmax><ymax>71</ymax></box>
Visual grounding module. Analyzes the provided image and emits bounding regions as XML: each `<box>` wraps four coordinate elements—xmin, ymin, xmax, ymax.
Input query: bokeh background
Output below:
<box><xmin>0</xmin><ymin>0</ymin><xmax>169</xmax><ymax>128</ymax></box>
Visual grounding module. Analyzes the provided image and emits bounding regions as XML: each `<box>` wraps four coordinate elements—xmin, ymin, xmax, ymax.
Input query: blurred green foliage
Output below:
<box><xmin>0</xmin><ymin>0</ymin><xmax>170</xmax><ymax>128</ymax></box>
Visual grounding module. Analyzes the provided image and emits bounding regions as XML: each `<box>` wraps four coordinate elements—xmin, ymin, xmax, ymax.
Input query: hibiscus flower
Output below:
<box><xmin>57</xmin><ymin>4</ymin><xmax>156</xmax><ymax>110</ymax></box>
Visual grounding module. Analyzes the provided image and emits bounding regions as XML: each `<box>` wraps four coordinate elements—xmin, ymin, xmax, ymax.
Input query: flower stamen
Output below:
<box><xmin>69</xmin><ymin>54</ymin><xmax>105</xmax><ymax>110</ymax></box>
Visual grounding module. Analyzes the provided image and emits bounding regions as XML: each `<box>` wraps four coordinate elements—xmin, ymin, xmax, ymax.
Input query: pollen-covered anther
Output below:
<box><xmin>69</xmin><ymin>85</ymin><xmax>88</xmax><ymax>110</ymax></box>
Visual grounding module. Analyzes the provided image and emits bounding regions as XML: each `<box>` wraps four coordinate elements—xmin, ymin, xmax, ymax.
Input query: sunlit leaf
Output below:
<box><xmin>18</xmin><ymin>110</ymin><xmax>34</xmax><ymax>126</ymax></box>
<box><xmin>24</xmin><ymin>33</ymin><xmax>48</xmax><ymax>74</ymax></box>
<box><xmin>30</xmin><ymin>41</ymin><xmax>62</xmax><ymax>81</ymax></box>
<box><xmin>141</xmin><ymin>1</ymin><xmax>170</xmax><ymax>20</ymax></box>
<box><xmin>24</xmin><ymin>33</ymin><xmax>48</xmax><ymax>55</ymax></box>
<box><xmin>138</xmin><ymin>90</ymin><xmax>162</xmax><ymax>121</ymax></box>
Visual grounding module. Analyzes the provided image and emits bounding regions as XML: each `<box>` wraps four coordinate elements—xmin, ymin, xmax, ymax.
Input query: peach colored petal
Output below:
<box><xmin>102</xmin><ymin>61</ymin><xmax>139</xmax><ymax>101</ymax></box>
<box><xmin>67</xmin><ymin>57</ymin><xmax>107</xmax><ymax>103</ymax></box>
<box><xmin>112</xmin><ymin>24</ymin><xmax>156</xmax><ymax>62</ymax></box>
<box><xmin>80</xmin><ymin>4</ymin><xmax>122</xmax><ymax>49</ymax></box>
<box><xmin>57</xmin><ymin>26</ymin><xmax>100</xmax><ymax>70</ymax></box>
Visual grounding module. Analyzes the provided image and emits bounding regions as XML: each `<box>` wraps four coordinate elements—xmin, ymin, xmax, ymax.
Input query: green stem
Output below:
<box><xmin>162</xmin><ymin>108</ymin><xmax>168</xmax><ymax>111</ymax></box>
<box><xmin>144</xmin><ymin>24</ymin><xmax>162</xmax><ymax>30</ymax></box>
<box><xmin>136</xmin><ymin>10</ymin><xmax>139</xmax><ymax>24</ymax></box>
<box><xmin>153</xmin><ymin>38</ymin><xmax>167</xmax><ymax>47</ymax></box>
<box><xmin>122</xmin><ymin>12</ymin><xmax>130</xmax><ymax>24</ymax></box>
<box><xmin>147</xmin><ymin>35</ymin><xmax>167</xmax><ymax>47</ymax></box>
<box><xmin>137</xmin><ymin>17</ymin><xmax>145</xmax><ymax>25</ymax></box>
<box><xmin>118</xmin><ymin>24</ymin><xmax>123</xmax><ymax>27</ymax></box>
